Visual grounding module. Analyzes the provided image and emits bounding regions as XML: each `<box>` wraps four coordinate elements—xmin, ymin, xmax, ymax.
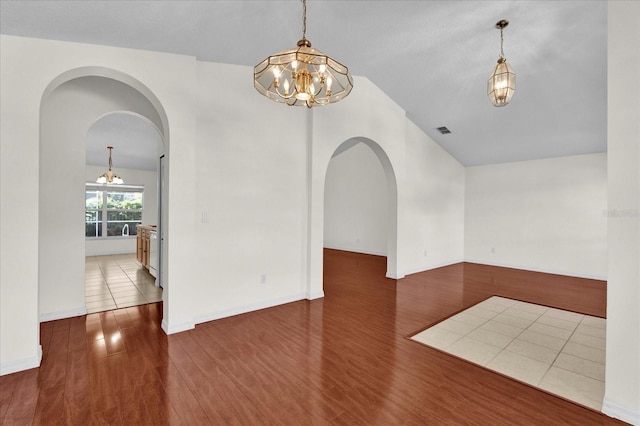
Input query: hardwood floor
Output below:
<box><xmin>1</xmin><ymin>249</ymin><xmax>622</xmax><ymax>425</ymax></box>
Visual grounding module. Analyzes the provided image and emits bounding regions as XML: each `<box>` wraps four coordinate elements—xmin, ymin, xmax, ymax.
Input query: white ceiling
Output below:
<box><xmin>0</xmin><ymin>0</ymin><xmax>607</xmax><ymax>166</ymax></box>
<box><xmin>87</xmin><ymin>112</ymin><xmax>162</xmax><ymax>171</ymax></box>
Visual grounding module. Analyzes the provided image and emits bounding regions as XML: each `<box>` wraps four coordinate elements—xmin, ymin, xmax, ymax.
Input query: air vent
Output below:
<box><xmin>436</xmin><ymin>126</ymin><xmax>452</xmax><ymax>135</ymax></box>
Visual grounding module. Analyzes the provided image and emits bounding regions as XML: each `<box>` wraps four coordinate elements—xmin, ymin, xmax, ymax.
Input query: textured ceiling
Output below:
<box><xmin>87</xmin><ymin>113</ymin><xmax>162</xmax><ymax>172</ymax></box>
<box><xmin>0</xmin><ymin>0</ymin><xmax>608</xmax><ymax>166</ymax></box>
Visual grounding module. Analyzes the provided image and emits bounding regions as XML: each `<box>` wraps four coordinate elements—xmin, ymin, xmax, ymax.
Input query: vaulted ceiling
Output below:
<box><xmin>0</xmin><ymin>0</ymin><xmax>607</xmax><ymax>167</ymax></box>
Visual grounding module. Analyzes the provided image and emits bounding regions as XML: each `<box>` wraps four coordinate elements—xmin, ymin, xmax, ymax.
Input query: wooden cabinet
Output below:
<box><xmin>136</xmin><ymin>225</ymin><xmax>156</xmax><ymax>270</ymax></box>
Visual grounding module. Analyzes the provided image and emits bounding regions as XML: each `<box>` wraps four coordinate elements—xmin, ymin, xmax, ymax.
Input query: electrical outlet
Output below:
<box><xmin>424</xmin><ymin>250</ymin><xmax>428</xmax><ymax>256</ymax></box>
<box><xmin>260</xmin><ymin>274</ymin><xmax>266</xmax><ymax>284</ymax></box>
<box><xmin>491</xmin><ymin>247</ymin><xmax>495</xmax><ymax>254</ymax></box>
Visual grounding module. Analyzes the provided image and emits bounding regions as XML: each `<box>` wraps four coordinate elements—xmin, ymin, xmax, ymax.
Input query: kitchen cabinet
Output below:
<box><xmin>136</xmin><ymin>225</ymin><xmax>156</xmax><ymax>270</ymax></box>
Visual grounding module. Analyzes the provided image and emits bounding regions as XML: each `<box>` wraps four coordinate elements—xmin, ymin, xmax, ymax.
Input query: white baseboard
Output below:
<box><xmin>386</xmin><ymin>271</ymin><xmax>405</xmax><ymax>279</ymax></box>
<box><xmin>161</xmin><ymin>318</ymin><xmax>195</xmax><ymax>335</ymax></box>
<box><xmin>307</xmin><ymin>290</ymin><xmax>324</xmax><ymax>300</ymax></box>
<box><xmin>462</xmin><ymin>259</ymin><xmax>607</xmax><ymax>281</ymax></box>
<box><xmin>39</xmin><ymin>306</ymin><xmax>87</xmax><ymax>323</ymax></box>
<box><xmin>1</xmin><ymin>345</ymin><xmax>42</xmax><ymax>376</ymax></box>
<box><xmin>402</xmin><ymin>259</ymin><xmax>465</xmax><ymax>278</ymax></box>
<box><xmin>194</xmin><ymin>292</ymin><xmax>306</xmax><ymax>326</ymax></box>
<box><xmin>323</xmin><ymin>245</ymin><xmax>386</xmax><ymax>257</ymax></box>
<box><xmin>602</xmin><ymin>399</ymin><xmax>640</xmax><ymax>425</ymax></box>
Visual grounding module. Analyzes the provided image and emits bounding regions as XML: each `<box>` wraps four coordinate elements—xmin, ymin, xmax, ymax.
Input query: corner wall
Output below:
<box><xmin>465</xmin><ymin>153</ymin><xmax>607</xmax><ymax>280</ymax></box>
<box><xmin>400</xmin><ymin>120</ymin><xmax>465</xmax><ymax>274</ymax></box>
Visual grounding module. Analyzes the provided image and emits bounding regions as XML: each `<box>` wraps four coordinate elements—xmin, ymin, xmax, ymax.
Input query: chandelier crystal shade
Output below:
<box><xmin>254</xmin><ymin>0</ymin><xmax>353</xmax><ymax>108</ymax></box>
<box><xmin>96</xmin><ymin>146</ymin><xmax>124</xmax><ymax>185</ymax></box>
<box><xmin>487</xmin><ymin>19</ymin><xmax>516</xmax><ymax>107</ymax></box>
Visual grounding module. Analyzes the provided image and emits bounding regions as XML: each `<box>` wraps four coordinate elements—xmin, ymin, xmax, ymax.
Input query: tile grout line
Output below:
<box><xmin>484</xmin><ymin>301</ymin><xmax>547</xmax><ymax>370</ymax></box>
<box><xmin>542</xmin><ymin>315</ymin><xmax>606</xmax><ymax>386</ymax></box>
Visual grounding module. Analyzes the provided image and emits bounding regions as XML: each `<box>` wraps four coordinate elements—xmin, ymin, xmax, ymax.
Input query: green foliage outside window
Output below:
<box><xmin>85</xmin><ymin>187</ymin><xmax>144</xmax><ymax>238</ymax></box>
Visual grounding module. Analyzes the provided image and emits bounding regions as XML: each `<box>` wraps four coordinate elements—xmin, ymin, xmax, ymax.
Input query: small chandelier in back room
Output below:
<box><xmin>96</xmin><ymin>146</ymin><xmax>124</xmax><ymax>184</ymax></box>
<box><xmin>487</xmin><ymin>19</ymin><xmax>516</xmax><ymax>107</ymax></box>
<box><xmin>253</xmin><ymin>0</ymin><xmax>353</xmax><ymax>108</ymax></box>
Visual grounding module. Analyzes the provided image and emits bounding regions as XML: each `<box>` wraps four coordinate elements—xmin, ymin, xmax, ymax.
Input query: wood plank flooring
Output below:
<box><xmin>0</xmin><ymin>249</ymin><xmax>622</xmax><ymax>425</ymax></box>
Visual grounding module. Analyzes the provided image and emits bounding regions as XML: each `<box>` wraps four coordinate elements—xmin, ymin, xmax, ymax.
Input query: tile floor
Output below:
<box><xmin>411</xmin><ymin>296</ymin><xmax>606</xmax><ymax>411</ymax></box>
<box><xmin>85</xmin><ymin>254</ymin><xmax>163</xmax><ymax>314</ymax></box>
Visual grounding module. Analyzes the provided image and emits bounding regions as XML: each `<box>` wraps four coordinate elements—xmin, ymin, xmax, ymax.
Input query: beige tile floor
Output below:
<box><xmin>85</xmin><ymin>254</ymin><xmax>163</xmax><ymax>314</ymax></box>
<box><xmin>411</xmin><ymin>296</ymin><xmax>606</xmax><ymax>411</ymax></box>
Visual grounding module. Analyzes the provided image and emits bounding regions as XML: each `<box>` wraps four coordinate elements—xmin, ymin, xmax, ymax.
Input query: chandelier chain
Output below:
<box><xmin>302</xmin><ymin>0</ymin><xmax>307</xmax><ymax>40</ymax></box>
<box><xmin>500</xmin><ymin>27</ymin><xmax>505</xmax><ymax>59</ymax></box>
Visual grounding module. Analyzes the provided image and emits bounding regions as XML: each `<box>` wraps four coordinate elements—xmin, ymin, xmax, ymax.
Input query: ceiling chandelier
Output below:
<box><xmin>487</xmin><ymin>19</ymin><xmax>516</xmax><ymax>107</ymax></box>
<box><xmin>254</xmin><ymin>0</ymin><xmax>353</xmax><ymax>108</ymax></box>
<box><xmin>96</xmin><ymin>146</ymin><xmax>124</xmax><ymax>184</ymax></box>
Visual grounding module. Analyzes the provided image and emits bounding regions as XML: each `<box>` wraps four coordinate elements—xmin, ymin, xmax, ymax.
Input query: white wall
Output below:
<box><xmin>400</xmin><ymin>120</ymin><xmax>465</xmax><ymax>274</ymax></box>
<box><xmin>321</xmin><ymin>117</ymin><xmax>466</xmax><ymax>275</ymax></box>
<box><xmin>1</xmin><ymin>34</ymin><xmax>197</xmax><ymax>373</ymax></box>
<box><xmin>603</xmin><ymin>1</ymin><xmax>640</xmax><ymax>423</ymax></box>
<box><xmin>84</xmin><ymin>165</ymin><xmax>158</xmax><ymax>256</ymax></box>
<box><xmin>189</xmin><ymin>61</ymin><xmax>309</xmax><ymax>323</ymax></box>
<box><xmin>1</xmin><ymin>38</ymin><xmax>41</xmax><ymax>375</ymax></box>
<box><xmin>324</xmin><ymin>141</ymin><xmax>388</xmax><ymax>256</ymax></box>
<box><xmin>465</xmin><ymin>153</ymin><xmax>607</xmax><ymax>279</ymax></box>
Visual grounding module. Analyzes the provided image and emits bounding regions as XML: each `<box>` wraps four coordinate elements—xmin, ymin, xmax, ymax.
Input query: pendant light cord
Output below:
<box><xmin>302</xmin><ymin>0</ymin><xmax>307</xmax><ymax>40</ymax></box>
<box><xmin>108</xmin><ymin>146</ymin><xmax>113</xmax><ymax>170</ymax></box>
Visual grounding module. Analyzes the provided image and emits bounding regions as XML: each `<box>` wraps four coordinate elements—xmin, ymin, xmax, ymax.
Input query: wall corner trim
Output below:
<box><xmin>402</xmin><ymin>259</ymin><xmax>465</xmax><ymax>278</ymax></box>
<box><xmin>386</xmin><ymin>272</ymin><xmax>405</xmax><ymax>279</ymax></box>
<box><xmin>161</xmin><ymin>318</ymin><xmax>195</xmax><ymax>335</ymax></box>
<box><xmin>0</xmin><ymin>345</ymin><xmax>42</xmax><ymax>376</ymax></box>
<box><xmin>306</xmin><ymin>290</ymin><xmax>324</xmax><ymax>300</ymax></box>
<box><xmin>602</xmin><ymin>399</ymin><xmax>640</xmax><ymax>425</ymax></box>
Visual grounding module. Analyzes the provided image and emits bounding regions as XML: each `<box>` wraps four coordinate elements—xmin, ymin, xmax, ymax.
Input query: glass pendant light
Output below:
<box><xmin>487</xmin><ymin>19</ymin><xmax>516</xmax><ymax>107</ymax></box>
<box><xmin>254</xmin><ymin>0</ymin><xmax>353</xmax><ymax>108</ymax></box>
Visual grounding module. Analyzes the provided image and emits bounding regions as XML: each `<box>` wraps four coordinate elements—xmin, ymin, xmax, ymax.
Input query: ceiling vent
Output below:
<box><xmin>436</xmin><ymin>126</ymin><xmax>452</xmax><ymax>135</ymax></box>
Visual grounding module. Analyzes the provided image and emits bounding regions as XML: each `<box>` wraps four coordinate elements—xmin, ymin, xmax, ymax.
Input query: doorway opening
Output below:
<box><xmin>322</xmin><ymin>137</ymin><xmax>399</xmax><ymax>292</ymax></box>
<box><xmin>84</xmin><ymin>112</ymin><xmax>164</xmax><ymax>313</ymax></box>
<box><xmin>38</xmin><ymin>69</ymin><xmax>169</xmax><ymax>324</ymax></box>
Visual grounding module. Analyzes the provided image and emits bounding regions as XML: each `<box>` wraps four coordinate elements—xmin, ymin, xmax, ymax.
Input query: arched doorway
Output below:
<box><xmin>312</xmin><ymin>136</ymin><xmax>399</xmax><ymax>296</ymax></box>
<box><xmin>324</xmin><ymin>139</ymin><xmax>390</xmax><ymax>258</ymax></box>
<box><xmin>38</xmin><ymin>69</ymin><xmax>169</xmax><ymax>326</ymax></box>
<box><xmin>84</xmin><ymin>112</ymin><xmax>164</xmax><ymax>312</ymax></box>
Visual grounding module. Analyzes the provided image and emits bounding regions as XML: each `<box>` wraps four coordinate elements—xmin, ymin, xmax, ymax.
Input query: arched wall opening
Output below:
<box><xmin>86</xmin><ymin>111</ymin><xmax>164</xmax><ymax>254</ymax></box>
<box><xmin>38</xmin><ymin>68</ymin><xmax>169</xmax><ymax>324</ymax></box>
<box><xmin>322</xmin><ymin>137</ymin><xmax>399</xmax><ymax>286</ymax></box>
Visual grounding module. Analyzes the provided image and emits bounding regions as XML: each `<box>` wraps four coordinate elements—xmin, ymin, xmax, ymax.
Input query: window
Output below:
<box><xmin>85</xmin><ymin>184</ymin><xmax>144</xmax><ymax>238</ymax></box>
